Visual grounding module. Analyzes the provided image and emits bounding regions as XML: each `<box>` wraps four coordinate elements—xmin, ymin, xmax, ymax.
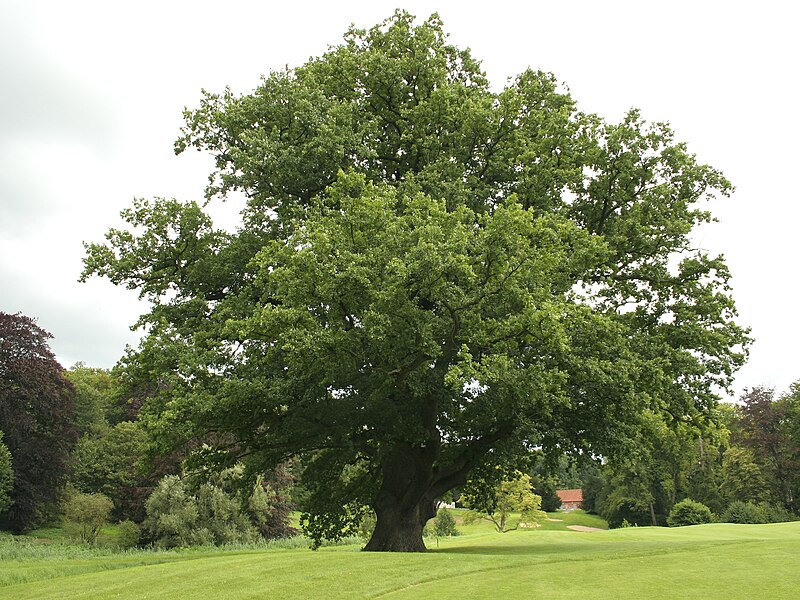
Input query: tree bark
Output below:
<box><xmin>362</xmin><ymin>444</ymin><xmax>437</xmax><ymax>552</ymax></box>
<box><xmin>363</xmin><ymin>501</ymin><xmax>434</xmax><ymax>552</ymax></box>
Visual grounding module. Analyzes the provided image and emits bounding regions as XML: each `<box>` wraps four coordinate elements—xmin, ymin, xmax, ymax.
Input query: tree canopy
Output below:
<box><xmin>731</xmin><ymin>385</ymin><xmax>800</xmax><ymax>511</ymax></box>
<box><xmin>0</xmin><ymin>312</ymin><xmax>77</xmax><ymax>531</ymax></box>
<box><xmin>82</xmin><ymin>11</ymin><xmax>749</xmax><ymax>551</ymax></box>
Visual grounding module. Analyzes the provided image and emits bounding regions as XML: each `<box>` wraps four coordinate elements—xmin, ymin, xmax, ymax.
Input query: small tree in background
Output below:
<box><xmin>667</xmin><ymin>499</ymin><xmax>712</xmax><ymax>527</ymax></box>
<box><xmin>463</xmin><ymin>472</ymin><xmax>546</xmax><ymax>533</ymax></box>
<box><xmin>66</xmin><ymin>364</ymin><xmax>121</xmax><ymax>436</ymax></box>
<box><xmin>195</xmin><ymin>482</ymin><xmax>259</xmax><ymax>545</ymax></box>
<box><xmin>70</xmin><ymin>420</ymin><xmax>149</xmax><ymax>521</ymax></box>
<box><xmin>63</xmin><ymin>490</ymin><xmax>114</xmax><ymax>544</ymax></box>
<box><xmin>432</xmin><ymin>507</ymin><xmax>459</xmax><ymax>538</ymax></box>
<box><xmin>530</xmin><ymin>474</ymin><xmax>562</xmax><ymax>513</ymax></box>
<box><xmin>247</xmin><ymin>464</ymin><xmax>297</xmax><ymax>539</ymax></box>
<box><xmin>581</xmin><ymin>474</ymin><xmax>606</xmax><ymax>514</ymax></box>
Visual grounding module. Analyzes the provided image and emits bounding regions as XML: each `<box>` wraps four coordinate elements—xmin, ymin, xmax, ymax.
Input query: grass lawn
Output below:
<box><xmin>2</xmin><ymin>520</ymin><xmax>798</xmax><ymax>599</ymax></box>
<box><xmin>540</xmin><ymin>509</ymin><xmax>609</xmax><ymax>531</ymax></box>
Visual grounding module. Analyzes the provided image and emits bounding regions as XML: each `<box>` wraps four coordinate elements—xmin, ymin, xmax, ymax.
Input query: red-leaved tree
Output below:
<box><xmin>0</xmin><ymin>312</ymin><xmax>77</xmax><ymax>531</ymax></box>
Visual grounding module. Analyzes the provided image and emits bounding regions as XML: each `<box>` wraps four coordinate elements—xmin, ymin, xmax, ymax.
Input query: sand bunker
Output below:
<box><xmin>566</xmin><ymin>525</ymin><xmax>604</xmax><ymax>532</ymax></box>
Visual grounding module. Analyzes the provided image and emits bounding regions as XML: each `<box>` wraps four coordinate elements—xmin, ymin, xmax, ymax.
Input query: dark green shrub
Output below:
<box><xmin>115</xmin><ymin>520</ymin><xmax>140</xmax><ymax>548</ymax></box>
<box><xmin>721</xmin><ymin>500</ymin><xmax>768</xmax><ymax>524</ymax></box>
<box><xmin>596</xmin><ymin>487</ymin><xmax>656</xmax><ymax>528</ymax></box>
<box><xmin>758</xmin><ymin>502</ymin><xmax>798</xmax><ymax>523</ymax></box>
<box><xmin>667</xmin><ymin>499</ymin><xmax>713</xmax><ymax>527</ymax></box>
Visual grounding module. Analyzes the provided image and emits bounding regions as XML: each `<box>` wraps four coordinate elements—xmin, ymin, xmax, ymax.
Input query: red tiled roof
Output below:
<box><xmin>556</xmin><ymin>488</ymin><xmax>583</xmax><ymax>503</ymax></box>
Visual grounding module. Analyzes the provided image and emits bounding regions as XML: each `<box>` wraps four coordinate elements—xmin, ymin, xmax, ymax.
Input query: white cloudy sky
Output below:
<box><xmin>1</xmin><ymin>0</ymin><xmax>797</xmax><ymax>399</ymax></box>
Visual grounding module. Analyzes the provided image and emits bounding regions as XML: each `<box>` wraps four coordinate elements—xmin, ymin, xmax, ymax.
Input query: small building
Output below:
<box><xmin>556</xmin><ymin>488</ymin><xmax>583</xmax><ymax>511</ymax></box>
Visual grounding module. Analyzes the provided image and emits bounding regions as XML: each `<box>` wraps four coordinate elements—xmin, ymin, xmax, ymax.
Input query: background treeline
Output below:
<box><xmin>582</xmin><ymin>385</ymin><xmax>800</xmax><ymax>527</ymax></box>
<box><xmin>64</xmin><ymin>362</ymin><xmax>300</xmax><ymax>547</ymax></box>
<box><xmin>0</xmin><ymin>312</ymin><xmax>297</xmax><ymax>547</ymax></box>
<box><xmin>1</xmin><ymin>312</ymin><xmax>798</xmax><ymax>546</ymax></box>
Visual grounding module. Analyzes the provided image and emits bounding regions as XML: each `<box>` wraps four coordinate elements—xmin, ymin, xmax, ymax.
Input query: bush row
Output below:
<box><xmin>667</xmin><ymin>498</ymin><xmax>799</xmax><ymax>527</ymax></box>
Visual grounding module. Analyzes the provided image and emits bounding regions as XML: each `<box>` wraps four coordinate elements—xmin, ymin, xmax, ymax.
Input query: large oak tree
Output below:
<box><xmin>82</xmin><ymin>11</ymin><xmax>749</xmax><ymax>551</ymax></box>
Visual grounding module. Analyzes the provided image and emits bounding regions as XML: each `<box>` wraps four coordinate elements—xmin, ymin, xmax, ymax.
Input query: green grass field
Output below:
<box><xmin>2</xmin><ymin>513</ymin><xmax>798</xmax><ymax>599</ymax></box>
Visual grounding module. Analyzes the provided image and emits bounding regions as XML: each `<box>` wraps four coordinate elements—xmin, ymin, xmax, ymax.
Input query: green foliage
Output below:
<box><xmin>758</xmin><ymin>502</ymin><xmax>799</xmax><ymax>524</ymax></box>
<box><xmin>195</xmin><ymin>482</ymin><xmax>259</xmax><ymax>545</ymax></box>
<box><xmin>721</xmin><ymin>500</ymin><xmax>798</xmax><ymax>525</ymax></box>
<box><xmin>431</xmin><ymin>507</ymin><xmax>459</xmax><ymax>537</ymax></box>
<box><xmin>721</xmin><ymin>500</ymin><xmax>768</xmax><ymax>524</ymax></box>
<box><xmin>729</xmin><ymin>385</ymin><xmax>800</xmax><ymax>512</ymax></box>
<box><xmin>66</xmin><ymin>364</ymin><xmax>122</xmax><ymax>435</ymax></box>
<box><xmin>0</xmin><ymin>312</ymin><xmax>78</xmax><ymax>532</ymax></box>
<box><xmin>463</xmin><ymin>472</ymin><xmax>546</xmax><ymax>532</ymax></box>
<box><xmin>143</xmin><ymin>475</ymin><xmax>212</xmax><ymax>548</ymax></box>
<box><xmin>143</xmin><ymin>468</ymin><xmax>294</xmax><ymax>548</ymax></box>
<box><xmin>530</xmin><ymin>475</ymin><xmax>562</xmax><ymax>513</ymax></box>
<box><xmin>593</xmin><ymin>410</ymin><xmax>731</xmax><ymax>527</ymax></box>
<box><xmin>720</xmin><ymin>446</ymin><xmax>767</xmax><ymax>504</ymax></box>
<box><xmin>356</xmin><ymin>510</ymin><xmax>377</xmax><ymax>541</ymax></box>
<box><xmin>0</xmin><ymin>432</ymin><xmax>13</xmax><ymax>514</ymax></box>
<box><xmin>63</xmin><ymin>491</ymin><xmax>114</xmax><ymax>544</ymax></box>
<box><xmin>82</xmin><ymin>11</ymin><xmax>750</xmax><ymax>551</ymax></box>
<box><xmin>595</xmin><ymin>479</ymin><xmax>657</xmax><ymax>528</ymax></box>
<box><xmin>245</xmin><ymin>464</ymin><xmax>298</xmax><ymax>539</ymax></box>
<box><xmin>667</xmin><ymin>499</ymin><xmax>713</xmax><ymax>527</ymax></box>
<box><xmin>70</xmin><ymin>421</ymin><xmax>149</xmax><ymax>520</ymax></box>
<box><xmin>581</xmin><ymin>474</ymin><xmax>606</xmax><ymax>514</ymax></box>
<box><xmin>115</xmin><ymin>520</ymin><xmax>141</xmax><ymax>548</ymax></box>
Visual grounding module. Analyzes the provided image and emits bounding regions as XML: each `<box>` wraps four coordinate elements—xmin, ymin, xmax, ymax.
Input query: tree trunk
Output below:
<box><xmin>360</xmin><ymin>421</ymin><xmax>510</xmax><ymax>551</ymax></box>
<box><xmin>363</xmin><ymin>501</ymin><xmax>433</xmax><ymax>552</ymax></box>
<box><xmin>362</xmin><ymin>444</ymin><xmax>438</xmax><ymax>552</ymax></box>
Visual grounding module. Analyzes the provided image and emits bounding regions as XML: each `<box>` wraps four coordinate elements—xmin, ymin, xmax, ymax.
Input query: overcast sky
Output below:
<box><xmin>1</xmin><ymin>0</ymin><xmax>797</xmax><ymax>399</ymax></box>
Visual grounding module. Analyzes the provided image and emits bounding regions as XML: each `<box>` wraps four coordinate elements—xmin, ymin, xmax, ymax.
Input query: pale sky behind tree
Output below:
<box><xmin>1</xmin><ymin>0</ymin><xmax>797</xmax><ymax>400</ymax></box>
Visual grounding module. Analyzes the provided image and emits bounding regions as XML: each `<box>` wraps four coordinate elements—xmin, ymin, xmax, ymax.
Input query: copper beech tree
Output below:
<box><xmin>82</xmin><ymin>12</ymin><xmax>749</xmax><ymax>551</ymax></box>
<box><xmin>0</xmin><ymin>313</ymin><xmax>77</xmax><ymax>531</ymax></box>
